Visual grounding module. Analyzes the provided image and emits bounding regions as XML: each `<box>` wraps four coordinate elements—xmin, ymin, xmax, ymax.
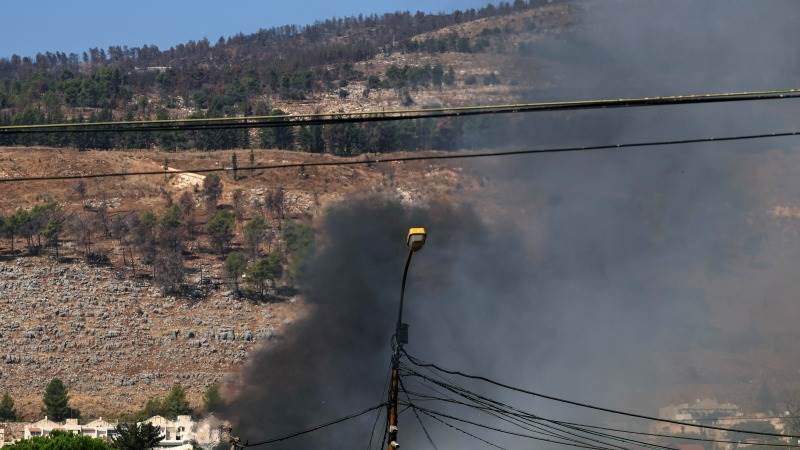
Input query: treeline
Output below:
<box><xmin>0</xmin><ymin>109</ymin><xmax>548</xmax><ymax>154</ymax></box>
<box><xmin>0</xmin><ymin>1</ymin><xmax>558</xmax><ymax>112</ymax></box>
<box><xmin>0</xmin><ymin>175</ymin><xmax>314</xmax><ymax>297</ymax></box>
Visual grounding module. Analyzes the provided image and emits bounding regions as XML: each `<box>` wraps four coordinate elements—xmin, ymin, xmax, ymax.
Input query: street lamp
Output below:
<box><xmin>387</xmin><ymin>227</ymin><xmax>426</xmax><ymax>450</ymax></box>
<box><xmin>397</xmin><ymin>227</ymin><xmax>426</xmax><ymax>345</ymax></box>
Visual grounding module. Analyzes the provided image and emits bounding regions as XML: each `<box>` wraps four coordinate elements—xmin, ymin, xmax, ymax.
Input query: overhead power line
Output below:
<box><xmin>411</xmin><ymin>404</ymin><xmax>625</xmax><ymax>450</ymax></box>
<box><xmin>693</xmin><ymin>415</ymin><xmax>800</xmax><ymax>422</ymax></box>
<box><xmin>399</xmin><ymin>377</ymin><xmax>441</xmax><ymax>450</ymax></box>
<box><xmin>2</xmin><ymin>88</ymin><xmax>800</xmax><ymax>135</ymax></box>
<box><xmin>402</xmin><ymin>369</ymin><xmax>677</xmax><ymax>450</ymax></box>
<box><xmin>2</xmin><ymin>128</ymin><xmax>800</xmax><ymax>184</ymax></box>
<box><xmin>418</xmin><ymin>408</ymin><xmax>513</xmax><ymax>450</ymax></box>
<box><xmin>243</xmin><ymin>402</ymin><xmax>386</xmax><ymax>448</ymax></box>
<box><xmin>556</xmin><ymin>420</ymin><xmax>800</xmax><ymax>447</ymax></box>
<box><xmin>401</xmin><ymin>350</ymin><xmax>800</xmax><ymax>440</ymax></box>
<box><xmin>402</xmin><ymin>372</ymin><xmax>661</xmax><ymax>450</ymax></box>
<box><xmin>407</xmin><ymin>377</ymin><xmax>653</xmax><ymax>450</ymax></box>
<box><xmin>403</xmin><ymin>387</ymin><xmax>800</xmax><ymax>449</ymax></box>
<box><xmin>402</xmin><ymin>365</ymin><xmax>800</xmax><ymax>450</ymax></box>
<box><xmin>403</xmin><ymin>385</ymin><xmax>669</xmax><ymax>450</ymax></box>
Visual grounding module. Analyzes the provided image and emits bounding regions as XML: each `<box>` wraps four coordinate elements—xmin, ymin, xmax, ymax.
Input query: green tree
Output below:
<box><xmin>202</xmin><ymin>174</ymin><xmax>223</xmax><ymax>213</ymax></box>
<box><xmin>112</xmin><ymin>423</ymin><xmax>164</xmax><ymax>450</ymax></box>
<box><xmin>42</xmin><ymin>218</ymin><xmax>64</xmax><ymax>259</ymax></box>
<box><xmin>156</xmin><ymin>206</ymin><xmax>186</xmax><ymax>289</ymax></box>
<box><xmin>232</xmin><ymin>189</ymin><xmax>245</xmax><ymax>221</ymax></box>
<box><xmin>3</xmin><ymin>431</ymin><xmax>112</xmax><ymax>450</ymax></box>
<box><xmin>178</xmin><ymin>192</ymin><xmax>196</xmax><ymax>238</ymax></box>
<box><xmin>260</xmin><ymin>109</ymin><xmax>295</xmax><ymax>149</ymax></box>
<box><xmin>206</xmin><ymin>211</ymin><xmax>235</xmax><ymax>254</ymax></box>
<box><xmin>0</xmin><ymin>391</ymin><xmax>17</xmax><ymax>421</ymax></box>
<box><xmin>2</xmin><ymin>211</ymin><xmax>22</xmax><ymax>253</ymax></box>
<box><xmin>140</xmin><ymin>397</ymin><xmax>163</xmax><ymax>419</ymax></box>
<box><xmin>42</xmin><ymin>379</ymin><xmax>74</xmax><ymax>422</ymax></box>
<box><xmin>282</xmin><ymin>220</ymin><xmax>314</xmax><ymax>280</ymax></box>
<box><xmin>247</xmin><ymin>252</ymin><xmax>283</xmax><ymax>296</ymax></box>
<box><xmin>224</xmin><ymin>252</ymin><xmax>247</xmax><ymax>292</ymax></box>
<box><xmin>297</xmin><ymin>126</ymin><xmax>325</xmax><ymax>153</ymax></box>
<box><xmin>203</xmin><ymin>384</ymin><xmax>223</xmax><ymax>414</ymax></box>
<box><xmin>243</xmin><ymin>216</ymin><xmax>268</xmax><ymax>258</ymax></box>
<box><xmin>161</xmin><ymin>384</ymin><xmax>192</xmax><ymax>419</ymax></box>
<box><xmin>160</xmin><ymin>205</ymin><xmax>182</xmax><ymax>230</ymax></box>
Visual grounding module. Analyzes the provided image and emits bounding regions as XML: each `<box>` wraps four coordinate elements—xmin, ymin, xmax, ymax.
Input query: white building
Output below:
<box><xmin>140</xmin><ymin>415</ymin><xmax>222</xmax><ymax>449</ymax></box>
<box><xmin>14</xmin><ymin>415</ymin><xmax>221</xmax><ymax>449</ymax></box>
<box><xmin>659</xmin><ymin>398</ymin><xmax>742</xmax><ymax>422</ymax></box>
<box><xmin>23</xmin><ymin>417</ymin><xmax>117</xmax><ymax>439</ymax></box>
<box><xmin>653</xmin><ymin>399</ymin><xmax>792</xmax><ymax>450</ymax></box>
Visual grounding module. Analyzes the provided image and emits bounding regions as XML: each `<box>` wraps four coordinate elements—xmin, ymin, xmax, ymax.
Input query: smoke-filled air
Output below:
<box><xmin>221</xmin><ymin>2</ymin><xmax>800</xmax><ymax>449</ymax></box>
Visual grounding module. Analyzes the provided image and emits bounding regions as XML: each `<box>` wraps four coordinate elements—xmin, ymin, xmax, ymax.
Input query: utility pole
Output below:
<box><xmin>386</xmin><ymin>228</ymin><xmax>427</xmax><ymax>450</ymax></box>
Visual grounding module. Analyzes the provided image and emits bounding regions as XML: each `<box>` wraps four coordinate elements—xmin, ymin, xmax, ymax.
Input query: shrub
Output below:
<box><xmin>206</xmin><ymin>211</ymin><xmax>235</xmax><ymax>254</ymax></box>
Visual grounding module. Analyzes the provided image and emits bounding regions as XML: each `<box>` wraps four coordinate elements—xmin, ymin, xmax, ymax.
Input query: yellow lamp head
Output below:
<box><xmin>407</xmin><ymin>227</ymin><xmax>427</xmax><ymax>252</ymax></box>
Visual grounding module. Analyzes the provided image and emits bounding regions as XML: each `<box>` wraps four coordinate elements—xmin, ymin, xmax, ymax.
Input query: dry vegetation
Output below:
<box><xmin>0</xmin><ymin>146</ymin><xmax>483</xmax><ymax>417</ymax></box>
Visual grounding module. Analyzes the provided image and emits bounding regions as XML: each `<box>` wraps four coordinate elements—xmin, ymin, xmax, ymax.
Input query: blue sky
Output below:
<box><xmin>0</xmin><ymin>0</ymin><xmax>493</xmax><ymax>58</ymax></box>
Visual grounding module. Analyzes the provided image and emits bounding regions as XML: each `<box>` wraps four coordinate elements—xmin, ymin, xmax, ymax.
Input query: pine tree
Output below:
<box><xmin>0</xmin><ymin>391</ymin><xmax>17</xmax><ymax>421</ymax></box>
<box><xmin>112</xmin><ymin>423</ymin><xmax>164</xmax><ymax>450</ymax></box>
<box><xmin>203</xmin><ymin>384</ymin><xmax>224</xmax><ymax>414</ymax></box>
<box><xmin>42</xmin><ymin>379</ymin><xmax>72</xmax><ymax>421</ymax></box>
<box><xmin>161</xmin><ymin>384</ymin><xmax>192</xmax><ymax>419</ymax></box>
<box><xmin>224</xmin><ymin>252</ymin><xmax>247</xmax><ymax>292</ymax></box>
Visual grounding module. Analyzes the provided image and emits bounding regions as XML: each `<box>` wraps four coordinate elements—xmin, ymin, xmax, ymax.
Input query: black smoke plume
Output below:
<box><xmin>224</xmin><ymin>198</ymin><xmax>532</xmax><ymax>449</ymax></box>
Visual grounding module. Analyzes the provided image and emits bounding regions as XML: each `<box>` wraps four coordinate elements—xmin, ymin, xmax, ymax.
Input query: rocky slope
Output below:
<box><xmin>0</xmin><ymin>147</ymin><xmax>481</xmax><ymax>418</ymax></box>
<box><xmin>0</xmin><ymin>256</ymin><xmax>301</xmax><ymax>418</ymax></box>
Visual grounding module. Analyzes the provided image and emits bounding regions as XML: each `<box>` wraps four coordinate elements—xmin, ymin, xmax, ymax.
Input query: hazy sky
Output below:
<box><xmin>0</xmin><ymin>0</ymin><xmax>493</xmax><ymax>58</ymax></box>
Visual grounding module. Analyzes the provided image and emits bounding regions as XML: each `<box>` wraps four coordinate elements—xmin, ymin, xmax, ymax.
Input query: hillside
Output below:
<box><xmin>0</xmin><ymin>1</ymin><xmax>577</xmax><ymax>152</ymax></box>
<box><xmin>6</xmin><ymin>0</ymin><xmax>800</xmax><ymax>427</ymax></box>
<box><xmin>0</xmin><ymin>147</ymin><xmax>480</xmax><ymax>418</ymax></box>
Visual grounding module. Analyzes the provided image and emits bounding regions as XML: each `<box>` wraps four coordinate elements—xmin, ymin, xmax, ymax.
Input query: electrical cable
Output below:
<box><xmin>418</xmin><ymin>408</ymin><xmax>513</xmax><ymax>450</ymax></box>
<box><xmin>402</xmin><ymin>350</ymin><xmax>800</xmax><ymax>439</ymax></box>
<box><xmin>243</xmin><ymin>402</ymin><xmax>386</xmax><ymax>447</ymax></box>
<box><xmin>406</xmin><ymin>388</ymin><xmax>800</xmax><ymax>448</ymax></box>
<box><xmin>365</xmin><ymin>365</ymin><xmax>392</xmax><ymax>450</ymax></box>
<box><xmin>400</xmin><ymin>369</ymin><xmax>642</xmax><ymax>450</ymax></box>
<box><xmin>4</xmin><ymin>128</ymin><xmax>800</xmax><ymax>184</ymax></box>
<box><xmin>400</xmin><ymin>368</ymin><xmax>673</xmax><ymax>450</ymax></box>
<box><xmin>402</xmin><ymin>384</ymin><xmax>671</xmax><ymax>450</ymax></box>
<box><xmin>404</xmin><ymin>389</ymin><xmax>639</xmax><ymax>450</ymax></box>
<box><xmin>554</xmin><ymin>420</ymin><xmax>800</xmax><ymax>447</ymax></box>
<box><xmin>410</xmin><ymin>403</ymin><xmax>627</xmax><ymax>450</ymax></box>
<box><xmin>399</xmin><ymin>376</ymin><xmax>440</xmax><ymax>450</ymax></box>
<box><xmin>401</xmin><ymin>369</ymin><xmax>647</xmax><ymax>450</ymax></box>
<box><xmin>3</xmin><ymin>88</ymin><xmax>800</xmax><ymax>135</ymax></box>
<box><xmin>399</xmin><ymin>362</ymin><xmax>799</xmax><ymax>449</ymax></box>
